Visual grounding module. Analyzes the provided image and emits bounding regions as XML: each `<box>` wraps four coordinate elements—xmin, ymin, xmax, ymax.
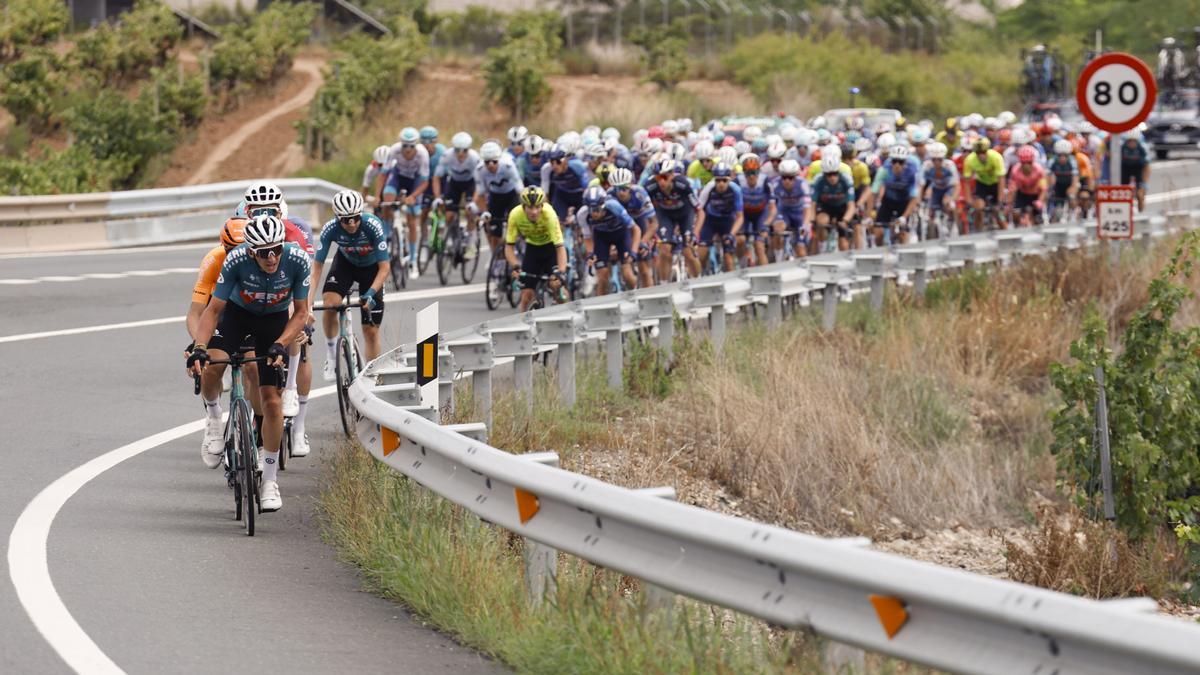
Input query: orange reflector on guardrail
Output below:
<box><xmin>381</xmin><ymin>427</ymin><xmax>400</xmax><ymax>456</ymax></box>
<box><xmin>869</xmin><ymin>595</ymin><xmax>908</xmax><ymax>639</ymax></box>
<box><xmin>515</xmin><ymin>488</ymin><xmax>540</xmax><ymax>524</ymax></box>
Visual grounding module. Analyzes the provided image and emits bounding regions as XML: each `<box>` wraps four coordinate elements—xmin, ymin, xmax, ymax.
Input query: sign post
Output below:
<box><xmin>414</xmin><ymin>302</ymin><xmax>439</xmax><ymax>409</ymax></box>
<box><xmin>1076</xmin><ymin>52</ymin><xmax>1156</xmax><ymax>238</ymax></box>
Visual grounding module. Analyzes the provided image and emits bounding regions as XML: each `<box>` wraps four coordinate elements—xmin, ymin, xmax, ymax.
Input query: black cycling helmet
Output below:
<box><xmin>519</xmin><ymin>186</ymin><xmax>546</xmax><ymax>208</ymax></box>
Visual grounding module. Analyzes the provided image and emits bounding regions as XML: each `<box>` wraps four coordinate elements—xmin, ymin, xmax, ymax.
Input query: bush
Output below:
<box><xmin>629</xmin><ymin>18</ymin><xmax>689</xmax><ymax>90</ymax></box>
<box><xmin>722</xmin><ymin>32</ymin><xmax>1019</xmax><ymax>119</ymax></box>
<box><xmin>0</xmin><ymin>47</ymin><xmax>67</xmax><ymax>128</ymax></box>
<box><xmin>73</xmin><ymin>0</ymin><xmax>184</xmax><ymax>84</ymax></box>
<box><xmin>209</xmin><ymin>2</ymin><xmax>317</xmax><ymax>96</ymax></box>
<box><xmin>482</xmin><ymin>11</ymin><xmax>562</xmax><ymax>120</ymax></box>
<box><xmin>67</xmin><ymin>90</ymin><xmax>173</xmax><ymax>188</ymax></box>
<box><xmin>298</xmin><ymin>18</ymin><xmax>426</xmax><ymax>158</ymax></box>
<box><xmin>0</xmin><ymin>0</ymin><xmax>68</xmax><ymax>62</ymax></box>
<box><xmin>0</xmin><ymin>145</ymin><xmax>121</xmax><ymax>195</ymax></box>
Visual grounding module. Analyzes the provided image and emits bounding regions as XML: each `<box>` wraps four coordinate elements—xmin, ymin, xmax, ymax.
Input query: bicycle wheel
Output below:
<box><xmin>437</xmin><ymin>224</ymin><xmax>455</xmax><ymax>286</ymax></box>
<box><xmin>334</xmin><ymin>336</ymin><xmax>354</xmax><ymax>437</ymax></box>
<box><xmin>227</xmin><ymin>411</ymin><xmax>242</xmax><ymax>522</ymax></box>
<box><xmin>388</xmin><ymin>230</ymin><xmax>404</xmax><ymax>290</ymax></box>
<box><xmin>234</xmin><ymin>399</ymin><xmax>256</xmax><ymax>536</ymax></box>
<box><xmin>418</xmin><ymin>215</ymin><xmax>438</xmax><ymax>275</ymax></box>
<box><xmin>280</xmin><ymin>418</ymin><xmax>290</xmax><ymax>472</ymax></box>
<box><xmin>485</xmin><ymin>251</ymin><xmax>505</xmax><ymax>311</ymax></box>
<box><xmin>461</xmin><ymin>235</ymin><xmax>481</xmax><ymax>284</ymax></box>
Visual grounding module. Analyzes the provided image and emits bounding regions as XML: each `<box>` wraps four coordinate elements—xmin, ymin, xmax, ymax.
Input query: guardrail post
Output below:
<box><xmin>636</xmin><ymin>486</ymin><xmax>678</xmax><ymax>613</ymax></box>
<box><xmin>446</xmin><ymin>334</ymin><xmax>494</xmax><ymax>428</ymax></box>
<box><xmin>492</xmin><ymin>324</ymin><xmax>538</xmax><ymax>415</ymax></box>
<box><xmin>1166</xmin><ymin>210</ymin><xmax>1192</xmax><ymax>233</ymax></box>
<box><xmin>558</xmin><ymin>343</ymin><xmax>576</xmax><ymax>406</ymax></box>
<box><xmin>897</xmin><ymin>246</ymin><xmax>946</xmax><ymax>299</ymax></box>
<box><xmin>605</xmin><ymin>330</ymin><xmax>622</xmax><ymax>390</ymax></box>
<box><xmin>520</xmin><ymin>451</ymin><xmax>561</xmax><ymax>605</ymax></box>
<box><xmin>534</xmin><ymin>313</ymin><xmax>584</xmax><ymax>408</ymax></box>
<box><xmin>748</xmin><ymin>267</ymin><xmax>810</xmax><ymax>331</ymax></box>
<box><xmin>821</xmin><ymin>284</ymin><xmax>837</xmax><ymax>330</ymax></box>
<box><xmin>636</xmin><ymin>291</ymin><xmax>685</xmax><ymax>365</ymax></box>
<box><xmin>689</xmin><ymin>278</ymin><xmax>751</xmax><ymax>355</ymax></box>
<box><xmin>658</xmin><ymin>316</ymin><xmax>674</xmax><ymax>362</ymax></box>
<box><xmin>853</xmin><ymin>253</ymin><xmax>891</xmax><ymax>312</ymax></box>
<box><xmin>709</xmin><ymin>306</ymin><xmax>727</xmax><ymax>354</ymax></box>
<box><xmin>808</xmin><ymin>260</ymin><xmax>853</xmax><ymax>331</ymax></box>
<box><xmin>585</xmin><ymin>302</ymin><xmax>637</xmax><ymax>391</ymax></box>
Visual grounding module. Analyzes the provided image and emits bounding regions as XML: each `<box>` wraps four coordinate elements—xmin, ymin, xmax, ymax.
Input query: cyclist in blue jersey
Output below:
<box><xmin>771</xmin><ymin>159</ymin><xmax>812</xmax><ymax>259</ymax></box>
<box><xmin>1118</xmin><ymin>133</ymin><xmax>1150</xmax><ymax>212</ymax></box>
<box><xmin>577</xmin><ymin>186</ymin><xmax>638</xmax><ymax>294</ymax></box>
<box><xmin>608</xmin><ymin>167</ymin><xmax>657</xmax><ymax>287</ymax></box>
<box><xmin>474</xmin><ymin>140</ymin><xmax>524</xmax><ymax>259</ymax></box>
<box><xmin>921</xmin><ymin>142</ymin><xmax>960</xmax><ymax>234</ymax></box>
<box><xmin>870</xmin><ymin>144</ymin><xmax>921</xmax><ymax>245</ymax></box>
<box><xmin>694</xmin><ymin>162</ymin><xmax>744</xmax><ymax>272</ymax></box>
<box><xmin>312</xmin><ymin>189</ymin><xmax>390</xmax><ymax>373</ymax></box>
<box><xmin>737</xmin><ymin>154</ymin><xmax>774</xmax><ymax>267</ymax></box>
<box><xmin>382</xmin><ymin>127</ymin><xmax>430</xmax><ymax>278</ymax></box>
<box><xmin>809</xmin><ymin>155</ymin><xmax>857</xmax><ymax>252</ymax></box>
<box><xmin>646</xmin><ymin>159</ymin><xmax>700</xmax><ymax>279</ymax></box>
<box><xmin>543</xmin><ymin>145</ymin><xmax>590</xmax><ymax>222</ymax></box>
<box><xmin>419</xmin><ymin>126</ymin><xmax>445</xmax><ymax>245</ymax></box>
<box><xmin>518</xmin><ymin>135</ymin><xmax>547</xmax><ymax>188</ymax></box>
<box><xmin>506</xmin><ymin>126</ymin><xmax>528</xmax><ymax>162</ymax></box>
<box><xmin>1046</xmin><ymin>139</ymin><xmax>1079</xmax><ymax>217</ymax></box>
<box><xmin>433</xmin><ymin>132</ymin><xmax>482</xmax><ymax>257</ymax></box>
<box><xmin>187</xmin><ymin>215</ymin><xmax>312</xmax><ymax>513</ymax></box>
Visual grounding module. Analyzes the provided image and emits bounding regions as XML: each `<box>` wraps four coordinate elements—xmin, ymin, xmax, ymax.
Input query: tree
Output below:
<box><xmin>629</xmin><ymin>18</ymin><xmax>689</xmax><ymax>90</ymax></box>
<box><xmin>483</xmin><ymin>36</ymin><xmax>554</xmax><ymax>120</ymax></box>
<box><xmin>0</xmin><ymin>0</ymin><xmax>68</xmax><ymax>62</ymax></box>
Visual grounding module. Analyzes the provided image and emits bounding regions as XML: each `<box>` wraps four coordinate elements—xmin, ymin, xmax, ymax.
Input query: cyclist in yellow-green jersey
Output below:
<box><xmin>505</xmin><ymin>186</ymin><xmax>567</xmax><ymax>311</ymax></box>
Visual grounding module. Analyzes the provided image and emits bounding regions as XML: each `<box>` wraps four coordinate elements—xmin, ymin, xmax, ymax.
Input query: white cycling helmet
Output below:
<box><xmin>876</xmin><ymin>133</ymin><xmax>896</xmax><ymax>152</ymax></box>
<box><xmin>767</xmin><ymin>141</ymin><xmax>787</xmax><ymax>159</ymax></box>
<box><xmin>479</xmin><ymin>141</ymin><xmax>503</xmax><ymax>162</ymax></box>
<box><xmin>694</xmin><ymin>141</ymin><xmax>716</xmax><ymax>160</ymax></box>
<box><xmin>778</xmin><ymin>159</ymin><xmax>801</xmax><ymax>177</ymax></box>
<box><xmin>853</xmin><ymin>137</ymin><xmax>872</xmax><ymax>153</ymax></box>
<box><xmin>823</xmin><ymin>143</ymin><xmax>842</xmax><ymax>160</ymax></box>
<box><xmin>372</xmin><ymin>145</ymin><xmax>391</xmax><ymax>164</ymax></box>
<box><xmin>778</xmin><ymin>124</ymin><xmax>798</xmax><ymax>143</ymax></box>
<box><xmin>797</xmin><ymin>128</ymin><xmax>819</xmax><ymax>148</ymax></box>
<box><xmin>928</xmin><ymin>142</ymin><xmax>948</xmax><ymax>160</ymax></box>
<box><xmin>451</xmin><ymin>131</ymin><xmax>472</xmax><ymax>150</ymax></box>
<box><xmin>743</xmin><ymin>125</ymin><xmax>763</xmax><ymax>142</ymax></box>
<box><xmin>662</xmin><ymin>119</ymin><xmax>679</xmax><ymax>135</ymax></box>
<box><xmin>244</xmin><ymin>181</ymin><xmax>283</xmax><ymax>207</ymax></box>
<box><xmin>244</xmin><ymin>214</ymin><xmax>285</xmax><ymax>248</ymax></box>
<box><xmin>1053</xmin><ymin>139</ymin><xmax>1074</xmax><ymax>155</ymax></box>
<box><xmin>668</xmin><ymin>142</ymin><xmax>688</xmax><ymax>161</ymax></box>
<box><xmin>910</xmin><ymin>128</ymin><xmax>929</xmax><ymax>144</ymax></box>
<box><xmin>810</xmin><ymin>115</ymin><xmax>827</xmax><ymax>129</ymax></box>
<box><xmin>398</xmin><ymin>127</ymin><xmax>420</xmax><ymax>144</ymax></box>
<box><xmin>697</xmin><ymin>129</ymin><xmax>714</xmax><ymax>143</ymax></box>
<box><xmin>332</xmin><ymin>189</ymin><xmax>364</xmax><ymax>218</ymax></box>
<box><xmin>525</xmin><ymin>134</ymin><xmax>544</xmax><ymax>154</ymax></box>
<box><xmin>1045</xmin><ymin>116</ymin><xmax>1063</xmax><ymax>133</ymax></box>
<box><xmin>643</xmin><ymin>137</ymin><xmax>664</xmax><ymax>154</ymax></box>
<box><xmin>609</xmin><ymin>167</ymin><xmax>634</xmax><ymax>187</ymax></box>
<box><xmin>820</xmin><ymin>155</ymin><xmax>841</xmax><ymax>174</ymax></box>
<box><xmin>601</xmin><ymin>127</ymin><xmax>620</xmax><ymax>142</ymax></box>
<box><xmin>734</xmin><ymin>140</ymin><xmax>751</xmax><ymax>156</ymax></box>
<box><xmin>507</xmin><ymin>125</ymin><xmax>528</xmax><ymax>144</ymax></box>
<box><xmin>586</xmin><ymin>142</ymin><xmax>608</xmax><ymax>159</ymax></box>
<box><xmin>558</xmin><ymin>131</ymin><xmax>581</xmax><ymax>154</ymax></box>
<box><xmin>717</xmin><ymin>146</ymin><xmax>739</xmax><ymax>167</ymax></box>
<box><xmin>889</xmin><ymin>144</ymin><xmax>910</xmax><ymax>160</ymax></box>
<box><xmin>997</xmin><ymin>110</ymin><xmax>1017</xmax><ymax>127</ymax></box>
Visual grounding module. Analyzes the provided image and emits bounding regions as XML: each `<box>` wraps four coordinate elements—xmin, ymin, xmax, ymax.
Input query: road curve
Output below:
<box><xmin>2</xmin><ymin>159</ymin><xmax>1200</xmax><ymax>673</ymax></box>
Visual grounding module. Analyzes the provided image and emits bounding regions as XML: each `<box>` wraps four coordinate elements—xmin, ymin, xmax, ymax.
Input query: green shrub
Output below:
<box><xmin>68</xmin><ymin>90</ymin><xmax>173</xmax><ymax>188</ymax></box>
<box><xmin>209</xmin><ymin>2</ymin><xmax>317</xmax><ymax>95</ymax></box>
<box><xmin>0</xmin><ymin>0</ymin><xmax>68</xmax><ymax>62</ymax></box>
<box><xmin>0</xmin><ymin>145</ymin><xmax>121</xmax><ymax>195</ymax></box>
<box><xmin>482</xmin><ymin>11</ymin><xmax>563</xmax><ymax>120</ymax></box>
<box><xmin>0</xmin><ymin>47</ymin><xmax>67</xmax><ymax>128</ymax></box>
<box><xmin>629</xmin><ymin>18</ymin><xmax>689</xmax><ymax>90</ymax></box>
<box><xmin>73</xmin><ymin>0</ymin><xmax>183</xmax><ymax>84</ymax></box>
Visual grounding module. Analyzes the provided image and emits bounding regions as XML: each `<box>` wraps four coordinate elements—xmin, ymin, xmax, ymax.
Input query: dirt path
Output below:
<box><xmin>156</xmin><ymin>57</ymin><xmax>325</xmax><ymax>187</ymax></box>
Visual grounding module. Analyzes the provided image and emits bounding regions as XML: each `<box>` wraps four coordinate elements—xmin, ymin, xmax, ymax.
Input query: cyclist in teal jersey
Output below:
<box><xmin>187</xmin><ymin>215</ymin><xmax>312</xmax><ymax>513</ymax></box>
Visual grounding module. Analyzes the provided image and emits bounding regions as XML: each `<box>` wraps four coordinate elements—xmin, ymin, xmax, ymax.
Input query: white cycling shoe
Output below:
<box><xmin>292</xmin><ymin>431</ymin><xmax>311</xmax><ymax>457</ymax></box>
<box><xmin>464</xmin><ymin>244</ymin><xmax>477</xmax><ymax>260</ymax></box>
<box><xmin>322</xmin><ymin>359</ymin><xmax>336</xmax><ymax>382</ymax></box>
<box><xmin>201</xmin><ymin>416</ymin><xmax>224</xmax><ymax>469</ymax></box>
<box><xmin>260</xmin><ymin>480</ymin><xmax>282</xmax><ymax>512</ymax></box>
<box><xmin>282</xmin><ymin>388</ymin><xmax>299</xmax><ymax>417</ymax></box>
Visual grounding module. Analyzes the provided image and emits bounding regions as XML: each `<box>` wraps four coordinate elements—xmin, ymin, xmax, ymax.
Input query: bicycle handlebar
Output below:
<box><xmin>191</xmin><ymin>354</ymin><xmax>284</xmax><ymax>395</ymax></box>
<box><xmin>312</xmin><ymin>295</ymin><xmax>367</xmax><ymax>312</ymax></box>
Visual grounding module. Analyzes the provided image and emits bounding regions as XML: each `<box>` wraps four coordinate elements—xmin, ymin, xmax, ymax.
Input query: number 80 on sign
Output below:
<box><xmin>1076</xmin><ymin>53</ymin><xmax>1157</xmax><ymax>134</ymax></box>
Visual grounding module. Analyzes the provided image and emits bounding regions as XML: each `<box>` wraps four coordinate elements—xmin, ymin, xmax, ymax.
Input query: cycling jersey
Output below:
<box><xmin>810</xmin><ymin>173</ymin><xmax>855</xmax><ymax>208</ymax></box>
<box><xmin>848</xmin><ymin>159</ymin><xmax>871</xmax><ymax>191</ymax></box>
<box><xmin>738</xmin><ymin>175</ymin><xmax>773</xmax><ymax>216</ymax></box>
<box><xmin>922</xmin><ymin>161</ymin><xmax>960</xmax><ymax>192</ymax></box>
<box><xmin>425</xmin><ymin>142</ymin><xmax>445</xmax><ymax>178</ymax></box>
<box><xmin>872</xmin><ymin>162</ymin><xmax>920</xmax><ymax>203</ymax></box>
<box><xmin>474</xmin><ymin>158</ymin><xmax>523</xmax><ymax>196</ymax></box>
<box><xmin>541</xmin><ymin>158</ymin><xmax>589</xmax><ymax>196</ymax></box>
<box><xmin>771</xmin><ymin>176</ymin><xmax>811</xmax><ymax>213</ymax></box>
<box><xmin>517</xmin><ymin>153</ymin><xmax>545</xmax><ymax>187</ymax></box>
<box><xmin>806</xmin><ymin>159</ymin><xmax>852</xmax><ymax>183</ymax></box>
<box><xmin>315</xmin><ymin>212</ymin><xmax>389</xmax><ymax>267</ymax></box>
<box><xmin>362</xmin><ymin>162</ymin><xmax>385</xmax><ymax>189</ymax></box>
<box><xmin>1008</xmin><ymin>163</ymin><xmax>1047</xmax><ymax>196</ymax></box>
<box><xmin>577</xmin><ymin>198</ymin><xmax>635</xmax><ymax>234</ymax></box>
<box><xmin>192</xmin><ymin>245</ymin><xmax>228</xmax><ymax>305</ymax></box>
<box><xmin>645</xmin><ymin>175</ymin><xmax>699</xmax><ymax>213</ymax></box>
<box><xmin>435</xmin><ymin>149</ymin><xmax>481</xmax><ymax>182</ymax></box>
<box><xmin>610</xmin><ymin>184</ymin><xmax>655</xmax><ymax>220</ymax></box>
<box><xmin>213</xmin><ymin>243</ymin><xmax>311</xmax><ymax>316</ymax></box>
<box><xmin>1120</xmin><ymin>140</ymin><xmax>1149</xmax><ymax>166</ymax></box>
<box><xmin>963</xmin><ymin>150</ymin><xmax>1006</xmax><ymax>186</ymax></box>
<box><xmin>1046</xmin><ymin>155</ymin><xmax>1078</xmax><ymax>189</ymax></box>
<box><xmin>697</xmin><ymin>180</ymin><xmax>743</xmax><ymax>218</ymax></box>
<box><xmin>686</xmin><ymin>160</ymin><xmax>714</xmax><ymax>186</ymax></box>
<box><xmin>506</xmin><ymin>205</ymin><xmax>563</xmax><ymax>247</ymax></box>
<box><xmin>387</xmin><ymin>144</ymin><xmax>430</xmax><ymax>181</ymax></box>
<box><xmin>1073</xmin><ymin>151</ymin><xmax>1093</xmax><ymax>181</ymax></box>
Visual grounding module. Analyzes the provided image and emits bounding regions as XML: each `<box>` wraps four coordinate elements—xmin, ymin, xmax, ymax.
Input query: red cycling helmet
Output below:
<box><xmin>721</xmin><ymin>135</ymin><xmax>736</xmax><ymax>147</ymax></box>
<box><xmin>1017</xmin><ymin>145</ymin><xmax>1036</xmax><ymax>163</ymax></box>
<box><xmin>647</xmin><ymin>125</ymin><xmax>665</xmax><ymax>139</ymax></box>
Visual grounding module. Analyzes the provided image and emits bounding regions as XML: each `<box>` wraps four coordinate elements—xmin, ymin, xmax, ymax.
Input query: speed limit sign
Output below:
<box><xmin>1076</xmin><ymin>52</ymin><xmax>1157</xmax><ymax>133</ymax></box>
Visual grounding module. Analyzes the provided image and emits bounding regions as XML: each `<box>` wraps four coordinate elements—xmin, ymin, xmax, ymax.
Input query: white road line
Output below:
<box><xmin>41</xmin><ymin>276</ymin><xmax>84</xmax><ymax>282</ymax></box>
<box><xmin>0</xmin><ymin>279</ymin><xmax>39</xmax><ymax>285</ymax></box>
<box><xmin>123</xmin><ymin>270</ymin><xmax>170</xmax><ymax>277</ymax></box>
<box><xmin>79</xmin><ymin>273</ymin><xmax>126</xmax><ymax>279</ymax></box>
<box><xmin>0</xmin><ymin>283</ymin><xmax>486</xmax><ymax>344</ymax></box>
<box><xmin>8</xmin><ymin>386</ymin><xmax>336</xmax><ymax>674</ymax></box>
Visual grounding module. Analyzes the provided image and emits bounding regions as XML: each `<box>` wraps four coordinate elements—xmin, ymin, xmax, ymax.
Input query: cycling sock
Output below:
<box><xmin>409</xmin><ymin>242</ymin><xmax>418</xmax><ymax>261</ymax></box>
<box><xmin>326</xmin><ymin>338</ymin><xmax>336</xmax><ymax>355</ymax></box>
<box><xmin>203</xmin><ymin>398</ymin><xmax>221</xmax><ymax>419</ymax></box>
<box><xmin>295</xmin><ymin>396</ymin><xmax>308</xmax><ymax>436</ymax></box>
<box><xmin>285</xmin><ymin>358</ymin><xmax>299</xmax><ymax>390</ymax></box>
<box><xmin>262</xmin><ymin>450</ymin><xmax>280</xmax><ymax>482</ymax></box>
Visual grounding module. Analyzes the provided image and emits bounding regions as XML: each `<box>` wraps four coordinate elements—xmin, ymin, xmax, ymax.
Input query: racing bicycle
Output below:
<box><xmin>313</xmin><ymin>295</ymin><xmax>369</xmax><ymax>437</ymax></box>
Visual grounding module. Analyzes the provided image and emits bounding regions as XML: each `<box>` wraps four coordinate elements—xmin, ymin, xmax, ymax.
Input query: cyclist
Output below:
<box><xmin>1007</xmin><ymin>145</ymin><xmax>1046</xmax><ymax>227</ymax></box>
<box><xmin>432</xmin><ymin>131</ymin><xmax>481</xmax><ymax>258</ymax></box>
<box><xmin>921</xmin><ymin>142</ymin><xmax>960</xmax><ymax>236</ymax></box>
<box><xmin>362</xmin><ymin>145</ymin><xmax>392</xmax><ymax>211</ymax></box>
<box><xmin>1118</xmin><ymin>132</ymin><xmax>1150</xmax><ymax>212</ymax></box>
<box><xmin>382</xmin><ymin>127</ymin><xmax>430</xmax><ymax>278</ymax></box>
<box><xmin>935</xmin><ymin>117</ymin><xmax>962</xmax><ymax>150</ymax></box>
<box><xmin>869</xmin><ymin>145</ymin><xmax>920</xmax><ymax>245</ymax></box>
<box><xmin>1046</xmin><ymin>139</ymin><xmax>1079</xmax><ymax>220</ymax></box>
<box><xmin>1071</xmin><ymin>136</ymin><xmax>1095</xmax><ymax>217</ymax></box>
<box><xmin>542</xmin><ymin>144</ymin><xmax>589</xmax><ymax>224</ymax></box>
<box><xmin>506</xmin><ymin>186</ymin><xmax>567</xmax><ymax>311</ymax></box>
<box><xmin>608</xmin><ymin>167</ymin><xmax>658</xmax><ymax>288</ymax></box>
<box><xmin>312</xmin><ymin>190</ymin><xmax>389</xmax><ymax>376</ymax></box>
<box><xmin>474</xmin><ymin>140</ymin><xmax>524</xmax><ymax>261</ymax></box>
<box><xmin>187</xmin><ymin>215</ymin><xmax>312</xmax><ymax>512</ymax></box>
<box><xmin>518</xmin><ymin>135</ymin><xmax>547</xmax><ymax>188</ymax></box>
<box><xmin>578</xmin><ymin>185</ymin><xmax>638</xmax><ymax>293</ymax></box>
<box><xmin>809</xmin><ymin>155</ymin><xmax>857</xmax><ymax>252</ymax></box>
<box><xmin>962</xmin><ymin>137</ymin><xmax>1006</xmax><ymax>232</ymax></box>
<box><xmin>687</xmin><ymin>141</ymin><xmax>717</xmax><ymax>187</ymax></box>
<box><xmin>507</xmin><ymin>125</ymin><xmax>528</xmax><ymax>162</ymax></box>
<box><xmin>419</xmin><ymin>126</ymin><xmax>444</xmax><ymax>246</ymax></box>
<box><xmin>694</xmin><ymin>162</ymin><xmax>743</xmax><ymax>272</ymax></box>
<box><xmin>646</xmin><ymin>159</ymin><xmax>701</xmax><ymax>280</ymax></box>
<box><xmin>771</xmin><ymin>159</ymin><xmax>811</xmax><ymax>259</ymax></box>
<box><xmin>737</xmin><ymin>154</ymin><xmax>774</xmax><ymax>267</ymax></box>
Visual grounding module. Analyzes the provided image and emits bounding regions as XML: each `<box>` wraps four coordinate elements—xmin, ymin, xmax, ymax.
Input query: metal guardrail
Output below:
<box><xmin>0</xmin><ymin>178</ymin><xmax>345</xmax><ymax>253</ymax></box>
<box><xmin>350</xmin><ymin>211</ymin><xmax>1200</xmax><ymax>675</ymax></box>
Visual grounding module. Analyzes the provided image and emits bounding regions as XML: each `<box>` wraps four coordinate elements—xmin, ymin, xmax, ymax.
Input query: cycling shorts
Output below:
<box><xmin>816</xmin><ymin>201</ymin><xmax>849</xmax><ymax>222</ymax></box>
<box><xmin>1014</xmin><ymin>191</ymin><xmax>1040</xmax><ymax>213</ymax></box>
<box><xmin>656</xmin><ymin>208</ymin><xmax>694</xmax><ymax>248</ymax></box>
<box><xmin>775</xmin><ymin>209</ymin><xmax>806</xmax><ymax>233</ymax></box>
<box><xmin>322</xmin><ymin>253</ymin><xmax>385</xmax><ymax>326</ymax></box>
<box><xmin>1052</xmin><ymin>183</ymin><xmax>1071</xmax><ymax>201</ymax></box>
<box><xmin>742</xmin><ymin>208</ymin><xmax>769</xmax><ymax>236</ymax></box>
<box><xmin>444</xmin><ymin>179</ymin><xmax>474</xmax><ymax>211</ymax></box>
<box><xmin>384</xmin><ymin>174</ymin><xmax>422</xmax><ymax>215</ymax></box>
<box><xmin>520</xmin><ymin>242</ymin><xmax>558</xmax><ymax>290</ymax></box>
<box><xmin>876</xmin><ymin>198</ymin><xmax>908</xmax><ymax>229</ymax></box>
<box><xmin>929</xmin><ymin>188</ymin><xmax>952</xmax><ymax>210</ymax></box>
<box><xmin>592</xmin><ymin>228</ymin><xmax>633</xmax><ymax>269</ymax></box>
<box><xmin>487</xmin><ymin>191</ymin><xmax>519</xmax><ymax>237</ymax></box>
<box><xmin>698</xmin><ymin>215</ymin><xmax>735</xmax><ymax>246</ymax></box>
<box><xmin>1120</xmin><ymin>163</ymin><xmax>1145</xmax><ymax>188</ymax></box>
<box><xmin>550</xmin><ymin>190</ymin><xmax>583</xmax><ymax>223</ymax></box>
<box><xmin>974</xmin><ymin>182</ymin><xmax>999</xmax><ymax>204</ymax></box>
<box><xmin>213</xmin><ymin>302</ymin><xmax>288</xmax><ymax>388</ymax></box>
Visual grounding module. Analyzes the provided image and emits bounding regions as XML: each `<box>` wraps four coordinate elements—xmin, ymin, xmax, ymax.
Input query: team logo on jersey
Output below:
<box><xmin>217</xmin><ymin>273</ymin><xmax>224</xmax><ymax>284</ymax></box>
<box><xmin>303</xmin><ymin>276</ymin><xmax>310</xmax><ymax>286</ymax></box>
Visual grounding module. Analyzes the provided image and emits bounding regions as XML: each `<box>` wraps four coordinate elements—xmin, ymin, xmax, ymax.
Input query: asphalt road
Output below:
<box><xmin>2</xmin><ymin>161</ymin><xmax>1200</xmax><ymax>674</ymax></box>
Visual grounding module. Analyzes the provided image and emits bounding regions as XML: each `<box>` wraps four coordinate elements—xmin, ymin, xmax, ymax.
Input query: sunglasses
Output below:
<box><xmin>781</xmin><ymin>176</ymin><xmax>796</xmax><ymax>180</ymax></box>
<box><xmin>485</xmin><ymin>159</ymin><xmax>498</xmax><ymax>165</ymax></box>
<box><xmin>552</xmin><ymin>158</ymin><xmax>565</xmax><ymax>164</ymax></box>
<box><xmin>249</xmin><ymin>207</ymin><xmax>279</xmax><ymax>218</ymax></box>
<box><xmin>338</xmin><ymin>215</ymin><xmax>361</xmax><ymax>224</ymax></box>
<box><xmin>401</xmin><ymin>143</ymin><xmax>416</xmax><ymax>150</ymax></box>
<box><xmin>714</xmin><ymin>178</ymin><xmax>730</xmax><ymax>183</ymax></box>
<box><xmin>253</xmin><ymin>245</ymin><xmax>283</xmax><ymax>259</ymax></box>
<box><xmin>745</xmin><ymin>170</ymin><xmax>759</xmax><ymax>176</ymax></box>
